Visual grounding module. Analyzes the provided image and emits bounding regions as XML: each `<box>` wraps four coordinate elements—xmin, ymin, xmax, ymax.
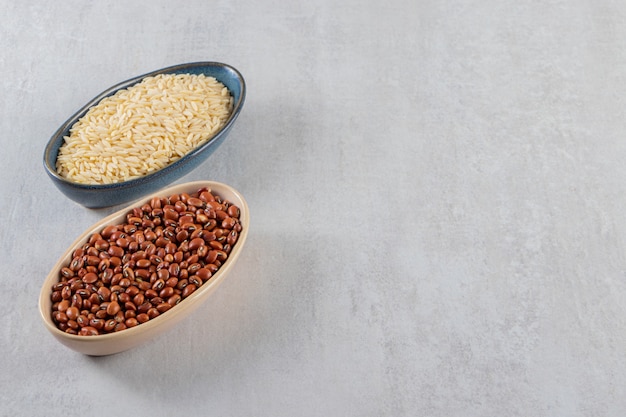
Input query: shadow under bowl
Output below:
<box><xmin>38</xmin><ymin>180</ymin><xmax>249</xmax><ymax>356</ymax></box>
<box><xmin>43</xmin><ymin>62</ymin><xmax>246</xmax><ymax>208</ymax></box>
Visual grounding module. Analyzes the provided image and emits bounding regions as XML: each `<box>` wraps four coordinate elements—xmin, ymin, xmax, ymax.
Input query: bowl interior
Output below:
<box><xmin>39</xmin><ymin>180</ymin><xmax>249</xmax><ymax>356</ymax></box>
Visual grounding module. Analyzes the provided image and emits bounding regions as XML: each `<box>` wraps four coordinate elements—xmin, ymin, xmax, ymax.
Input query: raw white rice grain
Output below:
<box><xmin>56</xmin><ymin>73</ymin><xmax>233</xmax><ymax>184</ymax></box>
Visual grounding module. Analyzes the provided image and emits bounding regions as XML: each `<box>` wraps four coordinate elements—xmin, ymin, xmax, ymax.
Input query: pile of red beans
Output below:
<box><xmin>50</xmin><ymin>187</ymin><xmax>242</xmax><ymax>336</ymax></box>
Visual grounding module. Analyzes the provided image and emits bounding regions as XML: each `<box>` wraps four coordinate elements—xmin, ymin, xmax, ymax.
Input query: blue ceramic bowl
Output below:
<box><xmin>43</xmin><ymin>62</ymin><xmax>246</xmax><ymax>208</ymax></box>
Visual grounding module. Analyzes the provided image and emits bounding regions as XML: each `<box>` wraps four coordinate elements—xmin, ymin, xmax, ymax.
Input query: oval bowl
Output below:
<box><xmin>39</xmin><ymin>180</ymin><xmax>249</xmax><ymax>356</ymax></box>
<box><xmin>43</xmin><ymin>62</ymin><xmax>246</xmax><ymax>208</ymax></box>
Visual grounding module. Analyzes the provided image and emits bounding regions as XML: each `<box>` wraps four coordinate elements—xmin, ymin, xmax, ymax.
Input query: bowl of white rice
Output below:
<box><xmin>43</xmin><ymin>62</ymin><xmax>246</xmax><ymax>208</ymax></box>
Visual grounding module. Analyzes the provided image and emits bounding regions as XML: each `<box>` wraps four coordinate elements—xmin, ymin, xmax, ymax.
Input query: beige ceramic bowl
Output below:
<box><xmin>39</xmin><ymin>181</ymin><xmax>249</xmax><ymax>356</ymax></box>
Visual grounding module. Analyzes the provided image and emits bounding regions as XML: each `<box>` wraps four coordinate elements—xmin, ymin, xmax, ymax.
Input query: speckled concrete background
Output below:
<box><xmin>2</xmin><ymin>1</ymin><xmax>626</xmax><ymax>416</ymax></box>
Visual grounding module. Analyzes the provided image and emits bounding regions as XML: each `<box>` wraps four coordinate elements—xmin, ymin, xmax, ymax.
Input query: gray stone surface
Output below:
<box><xmin>2</xmin><ymin>1</ymin><xmax>626</xmax><ymax>415</ymax></box>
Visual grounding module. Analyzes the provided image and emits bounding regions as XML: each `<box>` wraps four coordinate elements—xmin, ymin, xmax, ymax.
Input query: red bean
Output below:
<box><xmin>101</xmin><ymin>225</ymin><xmax>118</xmax><ymax>239</ymax></box>
<box><xmin>136</xmin><ymin>313</ymin><xmax>150</xmax><ymax>324</ymax></box>
<box><xmin>97</xmin><ymin>286</ymin><xmax>111</xmax><ymax>302</ymax></box>
<box><xmin>60</xmin><ymin>267</ymin><xmax>75</xmax><ymax>279</ymax></box>
<box><xmin>188</xmin><ymin>237</ymin><xmax>204</xmax><ymax>251</ymax></box>
<box><xmin>71</xmin><ymin>293</ymin><xmax>83</xmax><ymax>309</ymax></box>
<box><xmin>196</xmin><ymin>268</ymin><xmax>212</xmax><ymax>281</ymax></box>
<box><xmin>66</xmin><ymin>306</ymin><xmax>79</xmax><ymax>321</ymax></box>
<box><xmin>90</xmin><ymin>318</ymin><xmax>105</xmax><ymax>330</ymax></box>
<box><xmin>156</xmin><ymin>303</ymin><xmax>171</xmax><ymax>313</ymax></box>
<box><xmin>216</xmin><ymin>210</ymin><xmax>228</xmax><ymax>221</ymax></box>
<box><xmin>227</xmin><ymin>230</ymin><xmax>238</xmax><ymax>245</ymax></box>
<box><xmin>147</xmin><ymin>308</ymin><xmax>160</xmax><ymax>319</ymax></box>
<box><xmin>136</xmin><ymin>259</ymin><xmax>151</xmax><ymax>269</ymax></box>
<box><xmin>159</xmin><ymin>286</ymin><xmax>174</xmax><ymax>299</ymax></box>
<box><xmin>118</xmin><ymin>292</ymin><xmax>130</xmax><ymax>304</ymax></box>
<box><xmin>57</xmin><ymin>299</ymin><xmax>70</xmax><ymax>312</ymax></box>
<box><xmin>77</xmin><ymin>315</ymin><xmax>89</xmax><ymax>327</ymax></box>
<box><xmin>206</xmin><ymin>250</ymin><xmax>218</xmax><ymax>264</ymax></box>
<box><xmin>182</xmin><ymin>284</ymin><xmax>197</xmax><ymax>298</ymax></box>
<box><xmin>106</xmin><ymin>301</ymin><xmax>121</xmax><ymax>316</ymax></box>
<box><xmin>199</xmin><ymin>190</ymin><xmax>214</xmax><ymax>202</ymax></box>
<box><xmin>167</xmin><ymin>294</ymin><xmax>182</xmax><ymax>307</ymax></box>
<box><xmin>189</xmin><ymin>275</ymin><xmax>203</xmax><ymax>287</ymax></box>
<box><xmin>79</xmin><ymin>326</ymin><xmax>99</xmax><ymax>336</ymax></box>
<box><xmin>222</xmin><ymin>217</ymin><xmax>237</xmax><ymax>230</ymax></box>
<box><xmin>227</xmin><ymin>205</ymin><xmax>240</xmax><ymax>218</ymax></box>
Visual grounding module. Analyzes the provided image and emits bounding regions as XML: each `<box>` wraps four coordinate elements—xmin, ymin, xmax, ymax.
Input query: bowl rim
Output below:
<box><xmin>43</xmin><ymin>61</ymin><xmax>246</xmax><ymax>191</ymax></box>
<box><xmin>38</xmin><ymin>180</ymin><xmax>249</xmax><ymax>352</ymax></box>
